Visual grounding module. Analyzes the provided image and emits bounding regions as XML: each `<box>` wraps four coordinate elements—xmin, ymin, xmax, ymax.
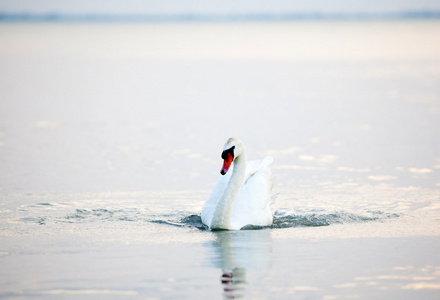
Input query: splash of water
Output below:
<box><xmin>176</xmin><ymin>210</ymin><xmax>399</xmax><ymax>231</ymax></box>
<box><xmin>21</xmin><ymin>204</ymin><xmax>399</xmax><ymax>232</ymax></box>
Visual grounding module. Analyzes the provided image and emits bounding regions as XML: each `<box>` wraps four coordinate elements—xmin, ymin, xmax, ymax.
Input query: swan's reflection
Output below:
<box><xmin>221</xmin><ymin>268</ymin><xmax>246</xmax><ymax>299</ymax></box>
<box><xmin>207</xmin><ymin>230</ymin><xmax>272</xmax><ymax>299</ymax></box>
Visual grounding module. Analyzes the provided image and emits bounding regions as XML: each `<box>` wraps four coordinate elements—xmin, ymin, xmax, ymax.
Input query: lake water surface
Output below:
<box><xmin>0</xmin><ymin>21</ymin><xmax>440</xmax><ymax>299</ymax></box>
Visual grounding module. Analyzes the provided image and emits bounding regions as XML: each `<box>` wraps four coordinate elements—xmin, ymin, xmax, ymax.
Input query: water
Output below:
<box><xmin>1</xmin><ymin>189</ymin><xmax>439</xmax><ymax>299</ymax></box>
<box><xmin>1</xmin><ymin>21</ymin><xmax>440</xmax><ymax>299</ymax></box>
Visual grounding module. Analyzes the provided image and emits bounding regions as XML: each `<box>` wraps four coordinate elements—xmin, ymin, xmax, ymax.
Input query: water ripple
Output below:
<box><xmin>23</xmin><ymin>204</ymin><xmax>399</xmax><ymax>232</ymax></box>
<box><xmin>165</xmin><ymin>210</ymin><xmax>400</xmax><ymax>231</ymax></box>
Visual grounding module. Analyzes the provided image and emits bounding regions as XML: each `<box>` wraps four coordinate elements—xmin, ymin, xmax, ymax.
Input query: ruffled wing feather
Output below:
<box><xmin>230</xmin><ymin>156</ymin><xmax>274</xmax><ymax>229</ymax></box>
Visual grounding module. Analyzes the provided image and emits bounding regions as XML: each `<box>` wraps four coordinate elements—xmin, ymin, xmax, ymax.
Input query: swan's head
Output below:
<box><xmin>220</xmin><ymin>137</ymin><xmax>243</xmax><ymax>175</ymax></box>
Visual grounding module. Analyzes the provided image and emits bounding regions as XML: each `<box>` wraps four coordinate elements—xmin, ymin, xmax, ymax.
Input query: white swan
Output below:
<box><xmin>201</xmin><ymin>137</ymin><xmax>274</xmax><ymax>230</ymax></box>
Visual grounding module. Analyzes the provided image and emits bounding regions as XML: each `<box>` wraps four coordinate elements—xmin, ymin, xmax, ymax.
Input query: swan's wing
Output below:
<box><xmin>244</xmin><ymin>156</ymin><xmax>273</xmax><ymax>182</ymax></box>
<box><xmin>201</xmin><ymin>168</ymin><xmax>232</xmax><ymax>226</ymax></box>
<box><xmin>231</xmin><ymin>156</ymin><xmax>274</xmax><ymax>229</ymax></box>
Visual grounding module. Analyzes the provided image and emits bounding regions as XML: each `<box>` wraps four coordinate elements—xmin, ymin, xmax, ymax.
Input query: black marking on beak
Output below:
<box><xmin>221</xmin><ymin>146</ymin><xmax>235</xmax><ymax>160</ymax></box>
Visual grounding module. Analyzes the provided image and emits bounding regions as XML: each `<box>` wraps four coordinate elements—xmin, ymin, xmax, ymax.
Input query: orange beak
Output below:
<box><xmin>220</xmin><ymin>152</ymin><xmax>233</xmax><ymax>175</ymax></box>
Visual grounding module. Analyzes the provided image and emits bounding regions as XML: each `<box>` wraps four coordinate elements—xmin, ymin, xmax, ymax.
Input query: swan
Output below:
<box><xmin>201</xmin><ymin>137</ymin><xmax>274</xmax><ymax>230</ymax></box>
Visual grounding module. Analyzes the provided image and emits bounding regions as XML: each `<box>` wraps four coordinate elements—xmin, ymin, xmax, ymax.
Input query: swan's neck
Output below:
<box><xmin>210</xmin><ymin>153</ymin><xmax>247</xmax><ymax>230</ymax></box>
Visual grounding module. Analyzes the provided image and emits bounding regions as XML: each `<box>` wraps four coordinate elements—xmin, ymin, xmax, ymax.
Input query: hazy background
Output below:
<box><xmin>0</xmin><ymin>1</ymin><xmax>439</xmax><ymax>193</ymax></box>
<box><xmin>1</xmin><ymin>0</ymin><xmax>440</xmax><ymax>15</ymax></box>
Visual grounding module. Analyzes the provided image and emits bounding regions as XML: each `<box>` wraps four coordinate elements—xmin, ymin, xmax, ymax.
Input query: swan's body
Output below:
<box><xmin>201</xmin><ymin>138</ymin><xmax>274</xmax><ymax>230</ymax></box>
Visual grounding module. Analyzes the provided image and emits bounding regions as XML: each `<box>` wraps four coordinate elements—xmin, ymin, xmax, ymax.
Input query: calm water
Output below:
<box><xmin>0</xmin><ymin>21</ymin><xmax>440</xmax><ymax>299</ymax></box>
